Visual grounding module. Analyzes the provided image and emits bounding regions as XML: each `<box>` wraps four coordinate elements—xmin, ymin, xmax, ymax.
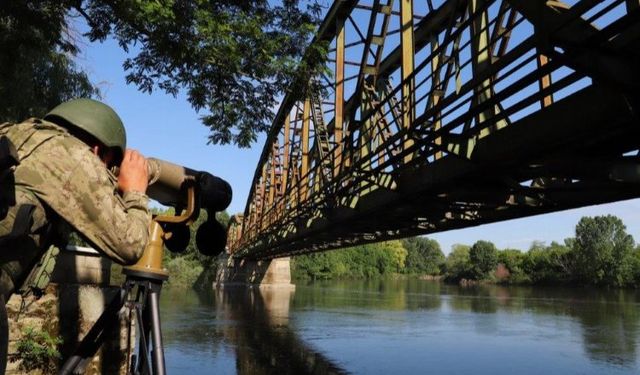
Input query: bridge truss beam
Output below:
<box><xmin>228</xmin><ymin>0</ymin><xmax>640</xmax><ymax>260</ymax></box>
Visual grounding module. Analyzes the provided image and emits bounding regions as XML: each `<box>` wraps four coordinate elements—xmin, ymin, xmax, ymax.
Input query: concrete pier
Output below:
<box><xmin>215</xmin><ymin>254</ymin><xmax>295</xmax><ymax>290</ymax></box>
<box><xmin>6</xmin><ymin>246</ymin><xmax>131</xmax><ymax>375</ymax></box>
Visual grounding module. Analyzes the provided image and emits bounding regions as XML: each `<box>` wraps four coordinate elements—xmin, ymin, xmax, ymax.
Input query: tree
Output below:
<box><xmin>0</xmin><ymin>2</ymin><xmax>98</xmax><ymax>121</ymax></box>
<box><xmin>2</xmin><ymin>1</ymin><xmax>324</xmax><ymax>147</ymax></box>
<box><xmin>402</xmin><ymin>237</ymin><xmax>445</xmax><ymax>275</ymax></box>
<box><xmin>633</xmin><ymin>246</ymin><xmax>640</xmax><ymax>287</ymax></box>
<box><xmin>573</xmin><ymin>215</ymin><xmax>635</xmax><ymax>286</ymax></box>
<box><xmin>291</xmin><ymin>241</ymin><xmax>407</xmax><ymax>280</ymax></box>
<box><xmin>382</xmin><ymin>240</ymin><xmax>408</xmax><ymax>273</ymax></box>
<box><xmin>497</xmin><ymin>248</ymin><xmax>528</xmax><ymax>282</ymax></box>
<box><xmin>469</xmin><ymin>240</ymin><xmax>498</xmax><ymax>279</ymax></box>
<box><xmin>445</xmin><ymin>244</ymin><xmax>472</xmax><ymax>281</ymax></box>
<box><xmin>522</xmin><ymin>241</ymin><xmax>574</xmax><ymax>284</ymax></box>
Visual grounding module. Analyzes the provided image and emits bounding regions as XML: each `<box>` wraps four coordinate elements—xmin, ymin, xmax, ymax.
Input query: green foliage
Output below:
<box><xmin>0</xmin><ymin>2</ymin><xmax>98</xmax><ymax>122</ymax></box>
<box><xmin>2</xmin><ymin>1</ymin><xmax>325</xmax><ymax>147</ymax></box>
<box><xmin>292</xmin><ymin>241</ymin><xmax>407</xmax><ymax>280</ymax></box>
<box><xmin>633</xmin><ymin>247</ymin><xmax>640</xmax><ymax>285</ymax></box>
<box><xmin>10</xmin><ymin>326</ymin><xmax>62</xmax><ymax>374</ymax></box>
<box><xmin>469</xmin><ymin>240</ymin><xmax>498</xmax><ymax>279</ymax></box>
<box><xmin>497</xmin><ymin>249</ymin><xmax>529</xmax><ymax>283</ymax></box>
<box><xmin>164</xmin><ymin>256</ymin><xmax>204</xmax><ymax>288</ymax></box>
<box><xmin>292</xmin><ymin>214</ymin><xmax>639</xmax><ymax>289</ymax></box>
<box><xmin>573</xmin><ymin>215</ymin><xmax>635</xmax><ymax>286</ymax></box>
<box><xmin>445</xmin><ymin>244</ymin><xmax>472</xmax><ymax>281</ymax></box>
<box><xmin>402</xmin><ymin>237</ymin><xmax>445</xmax><ymax>275</ymax></box>
<box><xmin>521</xmin><ymin>241</ymin><xmax>573</xmax><ymax>284</ymax></box>
<box><xmin>385</xmin><ymin>240</ymin><xmax>408</xmax><ymax>273</ymax></box>
<box><xmin>497</xmin><ymin>248</ymin><xmax>524</xmax><ymax>272</ymax></box>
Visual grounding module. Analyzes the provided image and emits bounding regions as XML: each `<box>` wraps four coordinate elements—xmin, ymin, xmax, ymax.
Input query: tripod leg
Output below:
<box><xmin>59</xmin><ymin>288</ymin><xmax>127</xmax><ymax>375</ymax></box>
<box><xmin>134</xmin><ymin>304</ymin><xmax>153</xmax><ymax>375</ymax></box>
<box><xmin>147</xmin><ymin>282</ymin><xmax>166</xmax><ymax>375</ymax></box>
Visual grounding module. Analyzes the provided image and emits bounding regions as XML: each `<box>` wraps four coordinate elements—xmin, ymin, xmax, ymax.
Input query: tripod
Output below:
<box><xmin>58</xmin><ymin>268</ymin><xmax>168</xmax><ymax>375</ymax></box>
<box><xmin>60</xmin><ymin>184</ymin><xmax>198</xmax><ymax>375</ymax></box>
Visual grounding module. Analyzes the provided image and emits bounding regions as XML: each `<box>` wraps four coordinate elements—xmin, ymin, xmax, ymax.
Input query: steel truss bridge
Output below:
<box><xmin>226</xmin><ymin>0</ymin><xmax>640</xmax><ymax>260</ymax></box>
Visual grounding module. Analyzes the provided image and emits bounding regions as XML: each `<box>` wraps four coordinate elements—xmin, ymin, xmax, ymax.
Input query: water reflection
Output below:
<box><xmin>161</xmin><ymin>281</ymin><xmax>640</xmax><ymax>374</ymax></box>
<box><xmin>565</xmin><ymin>289</ymin><xmax>640</xmax><ymax>367</ymax></box>
<box><xmin>443</xmin><ymin>284</ymin><xmax>640</xmax><ymax>368</ymax></box>
<box><xmin>293</xmin><ymin>278</ymin><xmax>443</xmax><ymax>311</ymax></box>
<box><xmin>160</xmin><ymin>288</ymin><xmax>229</xmax><ymax>370</ymax></box>
<box><xmin>214</xmin><ymin>287</ymin><xmax>348</xmax><ymax>375</ymax></box>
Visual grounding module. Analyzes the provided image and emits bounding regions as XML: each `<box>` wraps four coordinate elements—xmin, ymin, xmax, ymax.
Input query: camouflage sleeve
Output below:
<box><xmin>17</xmin><ymin>133</ymin><xmax>151</xmax><ymax>265</ymax></box>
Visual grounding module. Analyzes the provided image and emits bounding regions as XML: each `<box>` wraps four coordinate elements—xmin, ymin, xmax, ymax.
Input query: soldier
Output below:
<box><xmin>0</xmin><ymin>98</ymin><xmax>151</xmax><ymax>372</ymax></box>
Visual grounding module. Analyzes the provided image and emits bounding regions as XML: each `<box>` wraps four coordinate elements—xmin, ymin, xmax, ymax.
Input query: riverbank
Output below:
<box><xmin>292</xmin><ymin>215</ymin><xmax>640</xmax><ymax>289</ymax></box>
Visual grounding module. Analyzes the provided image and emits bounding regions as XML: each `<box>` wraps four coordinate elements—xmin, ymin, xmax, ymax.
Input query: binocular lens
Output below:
<box><xmin>196</xmin><ymin>219</ymin><xmax>227</xmax><ymax>256</ymax></box>
<box><xmin>199</xmin><ymin>173</ymin><xmax>232</xmax><ymax>212</ymax></box>
<box><xmin>164</xmin><ymin>225</ymin><xmax>190</xmax><ymax>253</ymax></box>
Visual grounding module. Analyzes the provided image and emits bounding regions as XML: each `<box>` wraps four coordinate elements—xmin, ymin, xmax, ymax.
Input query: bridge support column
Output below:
<box><xmin>215</xmin><ymin>254</ymin><xmax>295</xmax><ymax>290</ymax></box>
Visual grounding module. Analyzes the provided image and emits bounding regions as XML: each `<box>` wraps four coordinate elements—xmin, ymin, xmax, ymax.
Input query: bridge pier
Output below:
<box><xmin>215</xmin><ymin>254</ymin><xmax>295</xmax><ymax>290</ymax></box>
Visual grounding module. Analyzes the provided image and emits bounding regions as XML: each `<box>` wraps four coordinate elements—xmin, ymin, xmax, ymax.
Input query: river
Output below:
<box><xmin>159</xmin><ymin>279</ymin><xmax>640</xmax><ymax>374</ymax></box>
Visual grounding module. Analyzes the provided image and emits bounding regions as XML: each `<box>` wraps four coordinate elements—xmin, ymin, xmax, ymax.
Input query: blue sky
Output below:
<box><xmin>73</xmin><ymin>10</ymin><xmax>640</xmax><ymax>255</ymax></box>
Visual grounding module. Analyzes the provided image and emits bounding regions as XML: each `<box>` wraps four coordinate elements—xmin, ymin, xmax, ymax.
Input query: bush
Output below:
<box><xmin>10</xmin><ymin>326</ymin><xmax>62</xmax><ymax>374</ymax></box>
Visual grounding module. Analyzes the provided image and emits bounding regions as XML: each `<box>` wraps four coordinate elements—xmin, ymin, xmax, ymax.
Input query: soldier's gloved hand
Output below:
<box><xmin>118</xmin><ymin>149</ymin><xmax>149</xmax><ymax>194</ymax></box>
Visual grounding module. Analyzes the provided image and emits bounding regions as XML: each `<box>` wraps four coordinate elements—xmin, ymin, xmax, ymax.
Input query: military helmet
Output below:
<box><xmin>44</xmin><ymin>98</ymin><xmax>126</xmax><ymax>158</ymax></box>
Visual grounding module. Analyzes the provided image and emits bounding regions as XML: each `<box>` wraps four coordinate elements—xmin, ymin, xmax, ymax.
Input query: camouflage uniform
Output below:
<box><xmin>0</xmin><ymin>118</ymin><xmax>150</xmax><ymax>295</ymax></box>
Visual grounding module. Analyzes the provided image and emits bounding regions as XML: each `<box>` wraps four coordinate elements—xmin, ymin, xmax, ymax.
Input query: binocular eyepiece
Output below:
<box><xmin>115</xmin><ymin>158</ymin><xmax>232</xmax><ymax>256</ymax></box>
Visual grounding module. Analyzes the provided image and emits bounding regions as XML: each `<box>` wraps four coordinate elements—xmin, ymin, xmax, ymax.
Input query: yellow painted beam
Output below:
<box><xmin>400</xmin><ymin>0</ymin><xmax>415</xmax><ymax>163</ymax></box>
<box><xmin>281</xmin><ymin>113</ymin><xmax>291</xmax><ymax>196</ymax></box>
<box><xmin>301</xmin><ymin>98</ymin><xmax>311</xmax><ymax>201</ymax></box>
<box><xmin>537</xmin><ymin>53</ymin><xmax>554</xmax><ymax>108</ymax></box>
<box><xmin>334</xmin><ymin>17</ymin><xmax>345</xmax><ymax>177</ymax></box>
<box><xmin>430</xmin><ymin>37</ymin><xmax>443</xmax><ymax>160</ymax></box>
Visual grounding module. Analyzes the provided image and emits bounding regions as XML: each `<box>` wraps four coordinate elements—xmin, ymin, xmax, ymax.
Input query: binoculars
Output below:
<box><xmin>140</xmin><ymin>158</ymin><xmax>232</xmax><ymax>256</ymax></box>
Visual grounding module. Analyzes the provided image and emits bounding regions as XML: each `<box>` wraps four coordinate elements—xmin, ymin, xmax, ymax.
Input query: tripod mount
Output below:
<box><xmin>60</xmin><ymin>183</ymin><xmax>199</xmax><ymax>375</ymax></box>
